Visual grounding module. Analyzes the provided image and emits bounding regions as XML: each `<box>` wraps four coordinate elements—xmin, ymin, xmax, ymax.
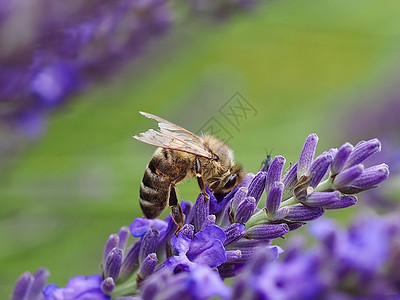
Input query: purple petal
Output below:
<box><xmin>193</xmin><ymin>193</ymin><xmax>210</xmax><ymax>232</ymax></box>
<box><xmin>117</xmin><ymin>227</ymin><xmax>130</xmax><ymax>252</ymax></box>
<box><xmin>331</xmin><ymin>142</ymin><xmax>353</xmax><ymax>175</ymax></box>
<box><xmin>308</xmin><ymin>152</ymin><xmax>333</xmax><ymax>188</ymax></box>
<box><xmin>188</xmin><ymin>266</ymin><xmax>232</xmax><ymax>299</ymax></box>
<box><xmin>119</xmin><ymin>241</ymin><xmax>140</xmax><ymax>282</ymax></box>
<box><xmin>265</xmin><ymin>156</ymin><xmax>286</xmax><ymax>193</ymax></box>
<box><xmin>187</xmin><ymin>225</ymin><xmax>226</xmax><ymax>259</ymax></box>
<box><xmin>10</xmin><ymin>271</ymin><xmax>34</xmax><ymax>300</ymax></box>
<box><xmin>286</xmin><ymin>204</ymin><xmax>325</xmax><ymax>221</ymax></box>
<box><xmin>332</xmin><ymin>164</ymin><xmax>364</xmax><ymax>189</ymax></box>
<box><xmin>192</xmin><ymin>240</ymin><xmax>227</xmax><ymax>267</ymax></box>
<box><xmin>303</xmin><ymin>191</ymin><xmax>341</xmax><ymax>207</ymax></box>
<box><xmin>27</xmin><ymin>268</ymin><xmax>50</xmax><ymax>299</ymax></box>
<box><xmin>338</xmin><ymin>163</ymin><xmax>389</xmax><ymax>194</ymax></box>
<box><xmin>138</xmin><ymin>253</ymin><xmax>158</xmax><ymax>280</ymax></box>
<box><xmin>139</xmin><ymin>229</ymin><xmax>159</xmax><ymax>264</ymax></box>
<box><xmin>266</xmin><ymin>182</ymin><xmax>284</xmax><ymax>214</ymax></box>
<box><xmin>103</xmin><ymin>234</ymin><xmax>119</xmax><ymax>266</ymax></box>
<box><xmin>171</xmin><ymin>231</ymin><xmax>192</xmax><ymax>254</ymax></box>
<box><xmin>104</xmin><ymin>248</ymin><xmax>123</xmax><ymax>280</ymax></box>
<box><xmin>247</xmin><ymin>171</ymin><xmax>267</xmax><ymax>205</ymax></box>
<box><xmin>297</xmin><ymin>133</ymin><xmax>319</xmax><ymax>180</ymax></box>
<box><xmin>101</xmin><ymin>277</ymin><xmax>114</xmax><ymax>295</ymax></box>
<box><xmin>230</xmin><ymin>187</ymin><xmax>248</xmax><ymax>214</ymax></box>
<box><xmin>323</xmin><ymin>195</ymin><xmax>358</xmax><ymax>209</ymax></box>
<box><xmin>234</xmin><ymin>196</ymin><xmax>256</xmax><ymax>224</ymax></box>
<box><xmin>202</xmin><ymin>215</ymin><xmax>216</xmax><ymax>229</ymax></box>
<box><xmin>224</xmin><ymin>223</ymin><xmax>246</xmax><ymax>247</ymax></box>
<box><xmin>129</xmin><ymin>218</ymin><xmax>167</xmax><ymax>237</ymax></box>
<box><xmin>344</xmin><ymin>138</ymin><xmax>381</xmax><ymax>169</ymax></box>
<box><xmin>282</xmin><ymin>162</ymin><xmax>298</xmax><ymax>201</ymax></box>
<box><xmin>246</xmin><ymin>223</ymin><xmax>289</xmax><ymax>240</ymax></box>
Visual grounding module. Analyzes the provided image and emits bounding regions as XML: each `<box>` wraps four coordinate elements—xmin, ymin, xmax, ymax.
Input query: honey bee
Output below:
<box><xmin>133</xmin><ymin>112</ymin><xmax>245</xmax><ymax>232</ymax></box>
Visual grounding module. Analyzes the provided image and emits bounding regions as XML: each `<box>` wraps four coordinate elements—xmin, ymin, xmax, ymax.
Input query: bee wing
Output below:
<box><xmin>133</xmin><ymin>112</ymin><xmax>213</xmax><ymax>159</ymax></box>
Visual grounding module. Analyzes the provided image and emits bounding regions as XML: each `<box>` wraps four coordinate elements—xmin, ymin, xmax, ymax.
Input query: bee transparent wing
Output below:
<box><xmin>133</xmin><ymin>112</ymin><xmax>213</xmax><ymax>159</ymax></box>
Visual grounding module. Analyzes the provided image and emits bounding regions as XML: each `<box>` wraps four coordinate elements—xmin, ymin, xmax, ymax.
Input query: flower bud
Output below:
<box><xmin>101</xmin><ymin>277</ymin><xmax>115</xmax><ymax>295</ymax></box>
<box><xmin>104</xmin><ymin>247</ymin><xmax>123</xmax><ymax>280</ymax></box>
<box><xmin>234</xmin><ymin>196</ymin><xmax>256</xmax><ymax>224</ymax></box>
<box><xmin>298</xmin><ymin>133</ymin><xmax>319</xmax><ymax>179</ymax></box>
<box><xmin>246</xmin><ymin>223</ymin><xmax>289</xmax><ymax>240</ymax></box>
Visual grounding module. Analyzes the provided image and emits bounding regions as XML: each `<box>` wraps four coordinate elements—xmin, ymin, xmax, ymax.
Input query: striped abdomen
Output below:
<box><xmin>139</xmin><ymin>148</ymin><xmax>190</xmax><ymax>219</ymax></box>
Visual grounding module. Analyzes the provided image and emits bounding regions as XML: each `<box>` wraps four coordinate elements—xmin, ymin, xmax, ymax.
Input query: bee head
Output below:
<box><xmin>209</xmin><ymin>164</ymin><xmax>245</xmax><ymax>199</ymax></box>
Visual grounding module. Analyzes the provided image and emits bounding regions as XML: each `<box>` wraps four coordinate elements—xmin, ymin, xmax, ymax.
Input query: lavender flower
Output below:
<box><xmin>10</xmin><ymin>268</ymin><xmax>50</xmax><ymax>300</ymax></box>
<box><xmin>43</xmin><ymin>274</ymin><xmax>110</xmax><ymax>300</ymax></box>
<box><xmin>10</xmin><ymin>133</ymin><xmax>390</xmax><ymax>299</ymax></box>
<box><xmin>0</xmin><ymin>0</ymin><xmax>173</xmax><ymax>140</ymax></box>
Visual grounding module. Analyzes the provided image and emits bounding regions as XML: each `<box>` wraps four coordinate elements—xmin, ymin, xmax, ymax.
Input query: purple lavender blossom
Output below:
<box><xmin>11</xmin><ymin>133</ymin><xmax>391</xmax><ymax>299</ymax></box>
<box><xmin>0</xmin><ymin>0</ymin><xmax>173</xmax><ymax>139</ymax></box>
<box><xmin>43</xmin><ymin>274</ymin><xmax>110</xmax><ymax>300</ymax></box>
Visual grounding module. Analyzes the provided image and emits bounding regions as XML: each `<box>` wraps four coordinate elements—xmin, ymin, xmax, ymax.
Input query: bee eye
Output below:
<box><xmin>213</xmin><ymin>154</ymin><xmax>219</xmax><ymax>161</ymax></box>
<box><xmin>224</xmin><ymin>174</ymin><xmax>237</xmax><ymax>190</ymax></box>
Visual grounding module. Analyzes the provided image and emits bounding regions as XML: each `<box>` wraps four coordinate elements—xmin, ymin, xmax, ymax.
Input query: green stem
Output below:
<box><xmin>280</xmin><ymin>196</ymin><xmax>298</xmax><ymax>207</ymax></box>
<box><xmin>246</xmin><ymin>209</ymin><xmax>268</xmax><ymax>228</ymax></box>
<box><xmin>111</xmin><ymin>279</ymin><xmax>138</xmax><ymax>299</ymax></box>
<box><xmin>314</xmin><ymin>177</ymin><xmax>333</xmax><ymax>192</ymax></box>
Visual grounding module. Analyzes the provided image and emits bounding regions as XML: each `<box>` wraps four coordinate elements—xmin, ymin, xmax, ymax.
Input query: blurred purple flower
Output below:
<box><xmin>43</xmin><ymin>274</ymin><xmax>110</xmax><ymax>300</ymax></box>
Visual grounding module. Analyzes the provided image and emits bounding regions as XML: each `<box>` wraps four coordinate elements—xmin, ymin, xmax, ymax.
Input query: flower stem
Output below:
<box><xmin>280</xmin><ymin>196</ymin><xmax>298</xmax><ymax>207</ymax></box>
<box><xmin>246</xmin><ymin>209</ymin><xmax>268</xmax><ymax>228</ymax></box>
<box><xmin>112</xmin><ymin>279</ymin><xmax>137</xmax><ymax>298</ymax></box>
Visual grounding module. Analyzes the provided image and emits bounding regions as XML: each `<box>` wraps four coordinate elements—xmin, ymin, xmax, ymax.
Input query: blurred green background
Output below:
<box><xmin>2</xmin><ymin>0</ymin><xmax>400</xmax><ymax>297</ymax></box>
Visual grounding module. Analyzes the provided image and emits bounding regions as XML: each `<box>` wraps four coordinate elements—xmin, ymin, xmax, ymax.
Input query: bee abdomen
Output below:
<box><xmin>139</xmin><ymin>161</ymin><xmax>171</xmax><ymax>219</ymax></box>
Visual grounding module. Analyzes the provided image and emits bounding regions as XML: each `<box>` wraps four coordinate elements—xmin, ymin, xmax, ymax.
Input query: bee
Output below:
<box><xmin>133</xmin><ymin>112</ymin><xmax>245</xmax><ymax>233</ymax></box>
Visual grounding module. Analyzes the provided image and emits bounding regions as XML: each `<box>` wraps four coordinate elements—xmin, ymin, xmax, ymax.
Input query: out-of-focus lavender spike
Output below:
<box><xmin>193</xmin><ymin>193</ymin><xmax>210</xmax><ymax>232</ymax></box>
<box><xmin>103</xmin><ymin>234</ymin><xmax>119</xmax><ymax>267</ymax></box>
<box><xmin>238</xmin><ymin>173</ymin><xmax>255</xmax><ymax>189</ymax></box>
<box><xmin>246</xmin><ymin>223</ymin><xmax>289</xmax><ymax>240</ymax></box>
<box><xmin>331</xmin><ymin>142</ymin><xmax>354</xmax><ymax>175</ymax></box>
<box><xmin>247</xmin><ymin>171</ymin><xmax>267</xmax><ymax>205</ymax></box>
<box><xmin>282</xmin><ymin>162</ymin><xmax>298</xmax><ymax>201</ymax></box>
<box><xmin>224</xmin><ymin>223</ymin><xmax>246</xmax><ymax>247</ymax></box>
<box><xmin>286</xmin><ymin>204</ymin><xmax>325</xmax><ymax>221</ymax></box>
<box><xmin>234</xmin><ymin>196</ymin><xmax>256</xmax><ymax>224</ymax></box>
<box><xmin>344</xmin><ymin>138</ymin><xmax>381</xmax><ymax>169</ymax></box>
<box><xmin>137</xmin><ymin>253</ymin><xmax>158</xmax><ymax>283</ymax></box>
<box><xmin>230</xmin><ymin>187</ymin><xmax>248</xmax><ymax>214</ymax></box>
<box><xmin>101</xmin><ymin>277</ymin><xmax>115</xmax><ymax>295</ymax></box>
<box><xmin>266</xmin><ymin>182</ymin><xmax>284</xmax><ymax>214</ymax></box>
<box><xmin>302</xmin><ymin>191</ymin><xmax>341</xmax><ymax>207</ymax></box>
<box><xmin>201</xmin><ymin>215</ymin><xmax>216</xmax><ymax>230</ymax></box>
<box><xmin>338</xmin><ymin>163</ymin><xmax>390</xmax><ymax>194</ymax></box>
<box><xmin>265</xmin><ymin>155</ymin><xmax>286</xmax><ymax>193</ymax></box>
<box><xmin>119</xmin><ymin>240</ymin><xmax>141</xmax><ymax>282</ymax></box>
<box><xmin>297</xmin><ymin>133</ymin><xmax>319</xmax><ymax>180</ymax></box>
<box><xmin>323</xmin><ymin>195</ymin><xmax>358</xmax><ymax>209</ymax></box>
<box><xmin>104</xmin><ymin>247</ymin><xmax>123</xmax><ymax>280</ymax></box>
<box><xmin>10</xmin><ymin>271</ymin><xmax>34</xmax><ymax>300</ymax></box>
<box><xmin>226</xmin><ymin>250</ymin><xmax>242</xmax><ymax>263</ymax></box>
<box><xmin>332</xmin><ymin>164</ymin><xmax>364</xmax><ymax>189</ymax></box>
<box><xmin>139</xmin><ymin>229</ymin><xmax>159</xmax><ymax>264</ymax></box>
<box><xmin>117</xmin><ymin>227</ymin><xmax>130</xmax><ymax>253</ymax></box>
<box><xmin>308</xmin><ymin>152</ymin><xmax>333</xmax><ymax>188</ymax></box>
<box><xmin>26</xmin><ymin>267</ymin><xmax>50</xmax><ymax>299</ymax></box>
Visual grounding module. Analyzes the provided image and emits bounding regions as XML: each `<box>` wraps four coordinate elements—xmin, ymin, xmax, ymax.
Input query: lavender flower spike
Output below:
<box><xmin>297</xmin><ymin>133</ymin><xmax>319</xmax><ymax>180</ymax></box>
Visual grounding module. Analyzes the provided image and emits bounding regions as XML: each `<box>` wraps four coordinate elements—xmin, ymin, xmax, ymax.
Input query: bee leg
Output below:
<box><xmin>195</xmin><ymin>157</ymin><xmax>209</xmax><ymax>202</ymax></box>
<box><xmin>169</xmin><ymin>185</ymin><xmax>184</xmax><ymax>234</ymax></box>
